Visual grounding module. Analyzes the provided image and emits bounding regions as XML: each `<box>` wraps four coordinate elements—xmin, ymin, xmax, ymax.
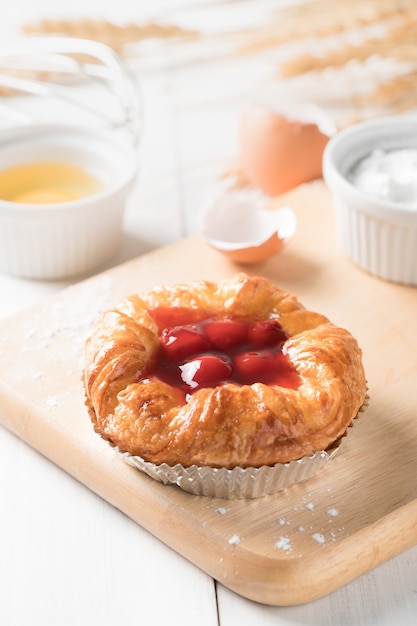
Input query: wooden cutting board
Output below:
<box><xmin>0</xmin><ymin>182</ymin><xmax>416</xmax><ymax>606</ymax></box>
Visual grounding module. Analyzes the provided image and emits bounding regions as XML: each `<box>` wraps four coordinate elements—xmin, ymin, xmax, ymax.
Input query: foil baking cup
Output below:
<box><xmin>120</xmin><ymin>445</ymin><xmax>339</xmax><ymax>499</ymax></box>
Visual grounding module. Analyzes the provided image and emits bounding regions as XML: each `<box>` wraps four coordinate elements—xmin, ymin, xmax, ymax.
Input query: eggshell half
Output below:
<box><xmin>240</xmin><ymin>105</ymin><xmax>330</xmax><ymax>196</ymax></box>
<box><xmin>202</xmin><ymin>187</ymin><xmax>297</xmax><ymax>264</ymax></box>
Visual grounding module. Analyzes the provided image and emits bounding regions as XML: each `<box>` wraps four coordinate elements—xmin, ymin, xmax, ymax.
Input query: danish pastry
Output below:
<box><xmin>83</xmin><ymin>274</ymin><xmax>367</xmax><ymax>469</ymax></box>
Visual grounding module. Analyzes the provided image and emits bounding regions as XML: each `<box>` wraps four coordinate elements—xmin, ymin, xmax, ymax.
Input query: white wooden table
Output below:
<box><xmin>0</xmin><ymin>2</ymin><xmax>417</xmax><ymax>624</ymax></box>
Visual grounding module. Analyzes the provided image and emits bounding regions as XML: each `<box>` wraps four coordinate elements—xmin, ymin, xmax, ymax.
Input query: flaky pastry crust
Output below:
<box><xmin>83</xmin><ymin>274</ymin><xmax>367</xmax><ymax>468</ymax></box>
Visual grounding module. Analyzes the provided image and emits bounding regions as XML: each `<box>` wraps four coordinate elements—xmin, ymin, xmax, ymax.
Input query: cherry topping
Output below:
<box><xmin>248</xmin><ymin>320</ymin><xmax>287</xmax><ymax>347</ymax></box>
<box><xmin>161</xmin><ymin>326</ymin><xmax>210</xmax><ymax>361</ymax></box>
<box><xmin>234</xmin><ymin>350</ymin><xmax>277</xmax><ymax>383</ymax></box>
<box><xmin>180</xmin><ymin>355</ymin><xmax>233</xmax><ymax>390</ymax></box>
<box><xmin>203</xmin><ymin>319</ymin><xmax>248</xmax><ymax>351</ymax></box>
<box><xmin>148</xmin><ymin>309</ymin><xmax>300</xmax><ymax>393</ymax></box>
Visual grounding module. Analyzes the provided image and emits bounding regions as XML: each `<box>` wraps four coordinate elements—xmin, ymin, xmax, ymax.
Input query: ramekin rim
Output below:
<box><xmin>323</xmin><ymin>115</ymin><xmax>417</xmax><ymax>223</ymax></box>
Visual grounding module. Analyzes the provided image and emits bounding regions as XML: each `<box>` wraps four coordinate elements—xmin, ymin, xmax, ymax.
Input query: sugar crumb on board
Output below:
<box><xmin>215</xmin><ymin>507</ymin><xmax>229</xmax><ymax>515</ymax></box>
<box><xmin>228</xmin><ymin>534</ymin><xmax>241</xmax><ymax>545</ymax></box>
<box><xmin>326</xmin><ymin>508</ymin><xmax>339</xmax><ymax>517</ymax></box>
<box><xmin>45</xmin><ymin>395</ymin><xmax>61</xmax><ymax>407</ymax></box>
<box><xmin>275</xmin><ymin>536</ymin><xmax>293</xmax><ymax>551</ymax></box>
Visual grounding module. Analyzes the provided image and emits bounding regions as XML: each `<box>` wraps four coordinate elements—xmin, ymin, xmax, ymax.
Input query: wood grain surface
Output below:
<box><xmin>0</xmin><ymin>182</ymin><xmax>416</xmax><ymax>606</ymax></box>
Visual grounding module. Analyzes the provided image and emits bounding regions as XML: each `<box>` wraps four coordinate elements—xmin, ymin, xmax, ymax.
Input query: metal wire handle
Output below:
<box><xmin>0</xmin><ymin>36</ymin><xmax>143</xmax><ymax>147</ymax></box>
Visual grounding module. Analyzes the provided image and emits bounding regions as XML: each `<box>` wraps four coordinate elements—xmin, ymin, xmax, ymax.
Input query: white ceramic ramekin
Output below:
<box><xmin>323</xmin><ymin>115</ymin><xmax>417</xmax><ymax>285</ymax></box>
<box><xmin>0</xmin><ymin>122</ymin><xmax>138</xmax><ymax>279</ymax></box>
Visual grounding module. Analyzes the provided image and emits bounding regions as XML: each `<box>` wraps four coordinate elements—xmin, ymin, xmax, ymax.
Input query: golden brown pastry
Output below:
<box><xmin>83</xmin><ymin>274</ymin><xmax>367</xmax><ymax>468</ymax></box>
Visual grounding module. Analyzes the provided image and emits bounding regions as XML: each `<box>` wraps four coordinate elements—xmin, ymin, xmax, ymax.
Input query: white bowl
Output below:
<box><xmin>0</xmin><ymin>122</ymin><xmax>138</xmax><ymax>279</ymax></box>
<box><xmin>323</xmin><ymin>115</ymin><xmax>417</xmax><ymax>285</ymax></box>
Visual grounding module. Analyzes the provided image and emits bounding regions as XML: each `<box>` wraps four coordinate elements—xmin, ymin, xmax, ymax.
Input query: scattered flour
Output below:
<box><xmin>228</xmin><ymin>534</ymin><xmax>241</xmax><ymax>545</ymax></box>
<box><xmin>215</xmin><ymin>507</ymin><xmax>228</xmax><ymax>515</ymax></box>
<box><xmin>45</xmin><ymin>395</ymin><xmax>60</xmax><ymax>407</ymax></box>
<box><xmin>275</xmin><ymin>536</ymin><xmax>292</xmax><ymax>551</ymax></box>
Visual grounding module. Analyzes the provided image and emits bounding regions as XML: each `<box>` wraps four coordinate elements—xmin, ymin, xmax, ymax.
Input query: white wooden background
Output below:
<box><xmin>0</xmin><ymin>1</ymin><xmax>417</xmax><ymax>624</ymax></box>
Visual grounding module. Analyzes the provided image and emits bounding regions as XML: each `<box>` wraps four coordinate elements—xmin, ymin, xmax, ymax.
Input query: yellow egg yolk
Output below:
<box><xmin>14</xmin><ymin>187</ymin><xmax>81</xmax><ymax>204</ymax></box>
<box><xmin>0</xmin><ymin>161</ymin><xmax>104</xmax><ymax>204</ymax></box>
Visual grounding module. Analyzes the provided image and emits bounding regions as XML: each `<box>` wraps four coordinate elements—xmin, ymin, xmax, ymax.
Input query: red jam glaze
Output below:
<box><xmin>148</xmin><ymin>307</ymin><xmax>300</xmax><ymax>393</ymax></box>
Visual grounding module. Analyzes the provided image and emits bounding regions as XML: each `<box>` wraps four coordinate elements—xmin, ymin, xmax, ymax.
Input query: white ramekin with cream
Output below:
<box><xmin>323</xmin><ymin>115</ymin><xmax>417</xmax><ymax>286</ymax></box>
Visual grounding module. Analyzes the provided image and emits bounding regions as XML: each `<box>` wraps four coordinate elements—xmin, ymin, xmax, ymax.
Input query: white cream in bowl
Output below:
<box><xmin>0</xmin><ymin>123</ymin><xmax>138</xmax><ymax>279</ymax></box>
<box><xmin>348</xmin><ymin>148</ymin><xmax>417</xmax><ymax>208</ymax></box>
